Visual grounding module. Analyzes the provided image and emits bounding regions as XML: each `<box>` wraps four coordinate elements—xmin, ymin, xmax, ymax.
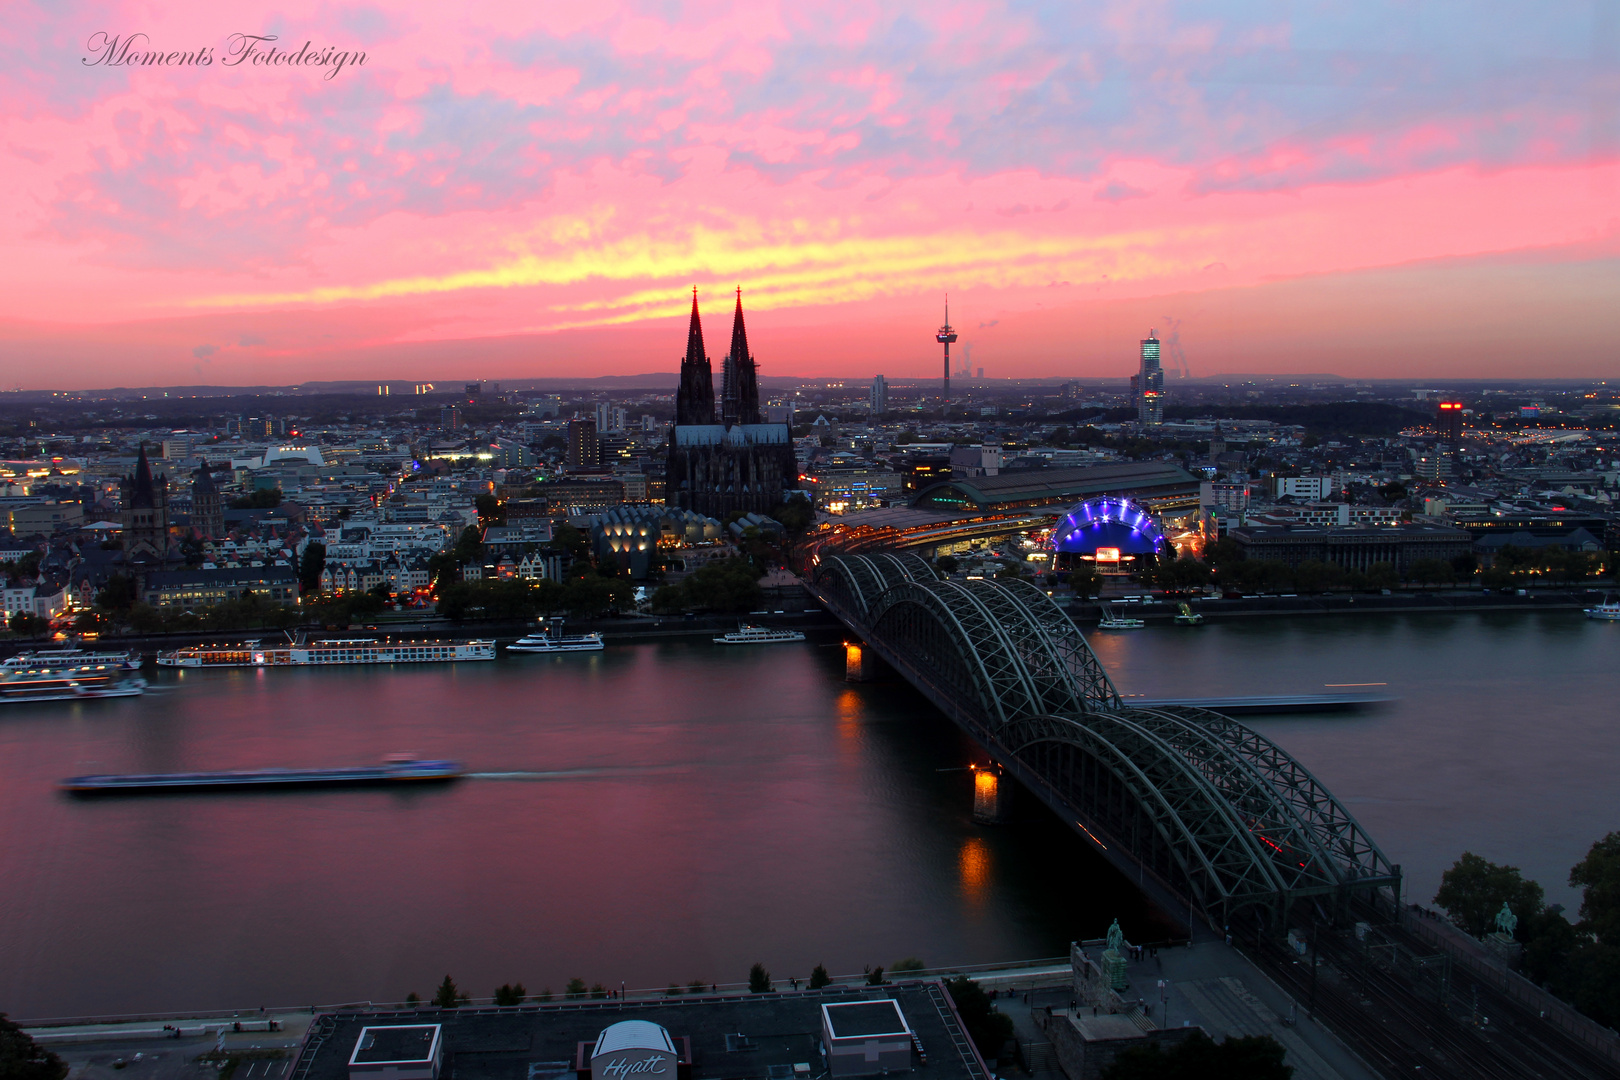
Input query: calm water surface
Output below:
<box><xmin>0</xmin><ymin>612</ymin><xmax>1614</xmax><ymax>1017</ymax></box>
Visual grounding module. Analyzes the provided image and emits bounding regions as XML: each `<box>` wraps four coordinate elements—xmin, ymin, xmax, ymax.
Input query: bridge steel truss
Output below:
<box><xmin>810</xmin><ymin>553</ymin><xmax>1401</xmax><ymax>930</ymax></box>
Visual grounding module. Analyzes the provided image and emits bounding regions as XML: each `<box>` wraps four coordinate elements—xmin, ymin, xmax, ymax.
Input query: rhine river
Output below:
<box><xmin>0</xmin><ymin>611</ymin><xmax>1614</xmax><ymax>1018</ymax></box>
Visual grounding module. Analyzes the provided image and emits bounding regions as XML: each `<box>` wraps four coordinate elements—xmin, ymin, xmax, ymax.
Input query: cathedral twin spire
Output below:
<box><xmin>676</xmin><ymin>287</ymin><xmax>760</xmax><ymax>427</ymax></box>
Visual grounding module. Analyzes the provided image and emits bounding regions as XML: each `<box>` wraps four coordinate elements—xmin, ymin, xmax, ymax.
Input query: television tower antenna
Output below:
<box><xmin>936</xmin><ymin>296</ymin><xmax>958</xmax><ymax>402</ymax></box>
<box><xmin>1162</xmin><ymin>316</ymin><xmax>1190</xmax><ymax>379</ymax></box>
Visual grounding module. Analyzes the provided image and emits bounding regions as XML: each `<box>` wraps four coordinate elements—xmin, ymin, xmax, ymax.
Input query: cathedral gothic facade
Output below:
<box><xmin>666</xmin><ymin>289</ymin><xmax>796</xmax><ymax>518</ymax></box>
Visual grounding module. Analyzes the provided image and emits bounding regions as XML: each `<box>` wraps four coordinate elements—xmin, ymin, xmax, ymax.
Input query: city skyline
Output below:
<box><xmin>4</xmin><ymin>1</ymin><xmax>1620</xmax><ymax>388</ymax></box>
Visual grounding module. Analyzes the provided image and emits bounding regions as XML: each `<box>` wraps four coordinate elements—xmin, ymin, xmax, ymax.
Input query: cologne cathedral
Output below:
<box><xmin>666</xmin><ymin>289</ymin><xmax>796</xmax><ymax>517</ymax></box>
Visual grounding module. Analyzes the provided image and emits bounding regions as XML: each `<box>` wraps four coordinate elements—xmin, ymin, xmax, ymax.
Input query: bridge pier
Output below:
<box><xmin>844</xmin><ymin>640</ymin><xmax>891</xmax><ymax>682</ymax></box>
<box><xmin>971</xmin><ymin>765</ymin><xmax>1010</xmax><ymax>824</ymax></box>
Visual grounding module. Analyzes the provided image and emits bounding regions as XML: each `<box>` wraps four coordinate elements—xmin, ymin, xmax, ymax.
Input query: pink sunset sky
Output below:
<box><xmin>2</xmin><ymin>0</ymin><xmax>1618</xmax><ymax>388</ymax></box>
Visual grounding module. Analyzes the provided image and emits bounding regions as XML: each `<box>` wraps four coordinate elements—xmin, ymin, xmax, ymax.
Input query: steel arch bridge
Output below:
<box><xmin>809</xmin><ymin>552</ymin><xmax>1400</xmax><ymax>928</ymax></box>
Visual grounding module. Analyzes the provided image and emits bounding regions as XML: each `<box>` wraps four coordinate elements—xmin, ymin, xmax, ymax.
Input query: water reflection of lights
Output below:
<box><xmin>958</xmin><ymin>836</ymin><xmax>992</xmax><ymax>901</ymax></box>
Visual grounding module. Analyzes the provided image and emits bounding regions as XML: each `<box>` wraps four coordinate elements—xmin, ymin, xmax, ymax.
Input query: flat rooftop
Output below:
<box><xmin>295</xmin><ymin>984</ymin><xmax>986</xmax><ymax>1080</ymax></box>
<box><xmin>822</xmin><ymin>1000</ymin><xmax>909</xmax><ymax>1039</ymax></box>
<box><xmin>352</xmin><ymin>1025</ymin><xmax>440</xmax><ymax>1064</ymax></box>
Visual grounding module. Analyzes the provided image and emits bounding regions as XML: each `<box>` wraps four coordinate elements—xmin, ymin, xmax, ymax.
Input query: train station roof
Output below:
<box><xmin>911</xmin><ymin>462</ymin><xmax>1200</xmax><ymax>513</ymax></box>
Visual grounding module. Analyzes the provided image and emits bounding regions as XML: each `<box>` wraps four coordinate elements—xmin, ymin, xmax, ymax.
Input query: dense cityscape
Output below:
<box><xmin>2</xmin><ymin>309</ymin><xmax>1615</xmax><ymax>638</ymax></box>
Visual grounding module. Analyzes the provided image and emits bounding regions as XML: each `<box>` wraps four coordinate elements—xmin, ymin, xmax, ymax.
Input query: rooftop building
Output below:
<box><xmin>290</xmin><ymin>984</ymin><xmax>989</xmax><ymax>1080</ymax></box>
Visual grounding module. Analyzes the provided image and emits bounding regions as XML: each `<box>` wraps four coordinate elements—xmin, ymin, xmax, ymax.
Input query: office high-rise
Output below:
<box><xmin>567</xmin><ymin>418</ymin><xmax>601</xmax><ymax>470</ymax></box>
<box><xmin>1135</xmin><ymin>331</ymin><xmax>1164</xmax><ymax>425</ymax></box>
<box><xmin>870</xmin><ymin>375</ymin><xmax>887</xmax><ymax>415</ymax></box>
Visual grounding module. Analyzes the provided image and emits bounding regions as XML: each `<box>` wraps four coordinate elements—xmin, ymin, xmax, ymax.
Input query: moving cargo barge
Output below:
<box><xmin>61</xmin><ymin>757</ymin><xmax>464</xmax><ymax>794</ymax></box>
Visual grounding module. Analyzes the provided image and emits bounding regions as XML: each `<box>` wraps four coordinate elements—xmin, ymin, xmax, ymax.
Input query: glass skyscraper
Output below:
<box><xmin>1136</xmin><ymin>331</ymin><xmax>1164</xmax><ymax>424</ymax></box>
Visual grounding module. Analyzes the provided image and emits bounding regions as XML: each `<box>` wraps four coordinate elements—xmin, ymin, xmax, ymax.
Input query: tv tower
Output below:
<box><xmin>936</xmin><ymin>296</ymin><xmax>958</xmax><ymax>402</ymax></box>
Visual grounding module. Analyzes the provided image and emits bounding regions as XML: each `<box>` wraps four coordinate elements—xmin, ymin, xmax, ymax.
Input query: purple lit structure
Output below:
<box><xmin>1050</xmin><ymin>497</ymin><xmax>1168</xmax><ymax>571</ymax></box>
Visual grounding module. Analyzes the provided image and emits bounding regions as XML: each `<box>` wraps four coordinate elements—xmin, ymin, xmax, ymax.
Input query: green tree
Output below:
<box><xmin>230</xmin><ymin>487</ymin><xmax>282</xmax><ymax>509</ymax></box>
<box><xmin>590</xmin><ymin>984</ymin><xmax>608</xmax><ymax>999</ymax></box>
<box><xmin>890</xmin><ymin>957</ymin><xmax>925</xmax><ymax>974</ymax></box>
<box><xmin>492</xmin><ymin>983</ymin><xmax>526</xmax><ymax>1006</ymax></box>
<box><xmin>432</xmin><ymin>975</ymin><xmax>462</xmax><ymax>1008</ymax></box>
<box><xmin>1149</xmin><ymin>556</ymin><xmax>1211</xmax><ymax>591</ymax></box>
<box><xmin>935</xmin><ymin>555</ymin><xmax>959</xmax><ymax>575</ymax></box>
<box><xmin>748</xmin><ymin>962</ymin><xmax>772</xmax><ymax>993</ymax></box>
<box><xmin>453</xmin><ymin>524</ymin><xmax>484</xmax><ymax>565</ymax></box>
<box><xmin>771</xmin><ymin>495</ymin><xmax>815</xmax><ymax>535</ymax></box>
<box><xmin>1570</xmin><ymin>832</ymin><xmax>1620</xmax><ymax>944</ymax></box>
<box><xmin>1292</xmin><ymin>559</ymin><xmax>1346</xmax><ymax>594</ymax></box>
<box><xmin>1365</xmin><ymin>561</ymin><xmax>1398</xmax><ymax>590</ymax></box>
<box><xmin>565</xmin><ymin>978</ymin><xmax>588</xmax><ymax>1000</ymax></box>
<box><xmin>1407</xmin><ymin>558</ymin><xmax>1456</xmax><ymax>589</ymax></box>
<box><xmin>0</xmin><ymin>1013</ymin><xmax>68</xmax><ymax>1080</ymax></box>
<box><xmin>808</xmin><ymin>964</ymin><xmax>831</xmax><ymax>990</ymax></box>
<box><xmin>298</xmin><ymin>542</ymin><xmax>326</xmax><ymax>595</ymax></box>
<box><xmin>652</xmin><ymin>557</ymin><xmax>765</xmax><ymax>613</ymax></box>
<box><xmin>95</xmin><ymin>572</ymin><xmax>138</xmax><ymax>612</ymax></box>
<box><xmin>7</xmin><ymin>612</ymin><xmax>49</xmax><ymax>637</ymax></box>
<box><xmin>1068</xmin><ymin>564</ymin><xmax>1102</xmax><ymax>599</ymax></box>
<box><xmin>1202</xmin><ymin>536</ymin><xmax>1244</xmax><ymax>566</ymax></box>
<box><xmin>942</xmin><ymin>976</ymin><xmax>1014</xmax><ymax>1062</ymax></box>
<box><xmin>474</xmin><ymin>494</ymin><xmax>506</xmax><ymax>526</ymax></box>
<box><xmin>1434</xmin><ymin>852</ymin><xmax>1545</xmax><ymax>938</ymax></box>
<box><xmin>687</xmin><ymin>980</ymin><xmax>708</xmax><ymax>995</ymax></box>
<box><xmin>1522</xmin><ymin>907</ymin><xmax>1580</xmax><ymax>986</ymax></box>
<box><xmin>404</xmin><ymin>992</ymin><xmax>420</xmax><ymax>1006</ymax></box>
<box><xmin>865</xmin><ymin>965</ymin><xmax>886</xmax><ymax>985</ymax></box>
<box><xmin>1101</xmin><ymin>1030</ymin><xmax>1292</xmax><ymax>1080</ymax></box>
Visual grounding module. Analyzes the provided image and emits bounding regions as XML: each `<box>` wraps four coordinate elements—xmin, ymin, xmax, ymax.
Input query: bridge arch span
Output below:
<box><xmin>1000</xmin><ymin>709</ymin><xmax>1398</xmax><ymax>923</ymax></box>
<box><xmin>806</xmin><ymin>549</ymin><xmax>1399</xmax><ymax>925</ymax></box>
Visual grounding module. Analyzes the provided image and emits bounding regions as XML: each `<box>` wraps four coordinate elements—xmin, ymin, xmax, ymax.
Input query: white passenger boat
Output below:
<box><xmin>507</xmin><ymin>618</ymin><xmax>604</xmax><ymax>653</ymax></box>
<box><xmin>3</xmin><ymin>647</ymin><xmax>142</xmax><ymax>672</ymax></box>
<box><xmin>714</xmin><ymin>624</ymin><xmax>807</xmax><ymax>645</ymax></box>
<box><xmin>1585</xmin><ymin>596</ymin><xmax>1620</xmax><ymax>621</ymax></box>
<box><xmin>1097</xmin><ymin>604</ymin><xmax>1145</xmax><ymax>630</ymax></box>
<box><xmin>1</xmin><ymin>657</ymin><xmax>146</xmax><ymax>703</ymax></box>
<box><xmin>155</xmin><ymin>637</ymin><xmax>495</xmax><ymax>667</ymax></box>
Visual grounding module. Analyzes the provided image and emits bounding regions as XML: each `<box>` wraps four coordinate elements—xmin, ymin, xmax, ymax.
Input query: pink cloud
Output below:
<box><xmin>0</xmin><ymin>0</ymin><xmax>1615</xmax><ymax>386</ymax></box>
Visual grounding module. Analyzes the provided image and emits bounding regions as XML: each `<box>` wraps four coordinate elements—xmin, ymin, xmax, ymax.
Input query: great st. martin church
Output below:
<box><xmin>666</xmin><ymin>289</ymin><xmax>796</xmax><ymax>517</ymax></box>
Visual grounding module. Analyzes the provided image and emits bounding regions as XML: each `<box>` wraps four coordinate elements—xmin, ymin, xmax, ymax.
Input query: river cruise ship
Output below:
<box><xmin>1</xmin><ymin>654</ymin><xmax>147</xmax><ymax>703</ymax></box>
<box><xmin>3</xmin><ymin>647</ymin><xmax>142</xmax><ymax>672</ymax></box>
<box><xmin>714</xmin><ymin>624</ymin><xmax>807</xmax><ymax>645</ymax></box>
<box><xmin>155</xmin><ymin>637</ymin><xmax>495</xmax><ymax>667</ymax></box>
